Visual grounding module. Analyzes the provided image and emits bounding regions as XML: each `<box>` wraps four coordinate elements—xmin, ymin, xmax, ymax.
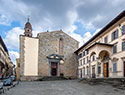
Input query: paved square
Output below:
<box><xmin>3</xmin><ymin>80</ymin><xmax>125</xmax><ymax>95</ymax></box>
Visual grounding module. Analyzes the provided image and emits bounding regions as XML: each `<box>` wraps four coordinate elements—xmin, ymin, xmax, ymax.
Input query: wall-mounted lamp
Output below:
<box><xmin>60</xmin><ymin>60</ymin><xmax>64</xmax><ymax>64</ymax></box>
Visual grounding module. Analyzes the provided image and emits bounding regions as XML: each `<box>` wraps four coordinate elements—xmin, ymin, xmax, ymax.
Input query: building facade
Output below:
<box><xmin>16</xmin><ymin>58</ymin><xmax>20</xmax><ymax>80</ymax></box>
<box><xmin>0</xmin><ymin>36</ymin><xmax>14</xmax><ymax>78</ymax></box>
<box><xmin>19</xmin><ymin>19</ymin><xmax>79</xmax><ymax>81</ymax></box>
<box><xmin>75</xmin><ymin>10</ymin><xmax>125</xmax><ymax>78</ymax></box>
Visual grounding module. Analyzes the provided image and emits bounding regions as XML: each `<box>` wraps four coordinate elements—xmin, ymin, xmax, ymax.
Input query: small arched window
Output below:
<box><xmin>59</xmin><ymin>38</ymin><xmax>63</xmax><ymax>54</ymax></box>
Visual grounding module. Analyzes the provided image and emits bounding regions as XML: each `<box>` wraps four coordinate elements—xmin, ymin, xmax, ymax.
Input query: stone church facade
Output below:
<box><xmin>19</xmin><ymin>19</ymin><xmax>79</xmax><ymax>81</ymax></box>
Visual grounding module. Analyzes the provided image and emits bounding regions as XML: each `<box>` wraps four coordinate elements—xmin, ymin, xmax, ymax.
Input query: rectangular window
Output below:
<box><xmin>83</xmin><ymin>52</ymin><xmax>85</xmax><ymax>56</ymax></box>
<box><xmin>85</xmin><ymin>50</ymin><xmax>89</xmax><ymax>55</ymax></box>
<box><xmin>87</xmin><ymin>56</ymin><xmax>89</xmax><ymax>63</ymax></box>
<box><xmin>59</xmin><ymin>39</ymin><xmax>63</xmax><ymax>54</ymax></box>
<box><xmin>98</xmin><ymin>66</ymin><xmax>101</xmax><ymax>74</ymax></box>
<box><xmin>79</xmin><ymin>60</ymin><xmax>82</xmax><ymax>66</ymax></box>
<box><xmin>83</xmin><ymin>58</ymin><xmax>85</xmax><ymax>64</ymax></box>
<box><xmin>113</xmin><ymin>62</ymin><xmax>117</xmax><ymax>73</ymax></box>
<box><xmin>79</xmin><ymin>53</ymin><xmax>82</xmax><ymax>59</ymax></box>
<box><xmin>104</xmin><ymin>36</ymin><xmax>108</xmax><ymax>43</ymax></box>
<box><xmin>87</xmin><ymin>50</ymin><xmax>89</xmax><ymax>54</ymax></box>
<box><xmin>82</xmin><ymin>59</ymin><xmax>83</xmax><ymax>65</ymax></box>
<box><xmin>122</xmin><ymin>25</ymin><xmax>125</xmax><ymax>35</ymax></box>
<box><xmin>92</xmin><ymin>55</ymin><xmax>95</xmax><ymax>61</ymax></box>
<box><xmin>113</xmin><ymin>44</ymin><xmax>117</xmax><ymax>54</ymax></box>
<box><xmin>122</xmin><ymin>41</ymin><xmax>125</xmax><ymax>51</ymax></box>
<box><xmin>111</xmin><ymin>29</ymin><xmax>118</xmax><ymax>41</ymax></box>
<box><xmin>86</xmin><ymin>67</ymin><xmax>89</xmax><ymax>75</ymax></box>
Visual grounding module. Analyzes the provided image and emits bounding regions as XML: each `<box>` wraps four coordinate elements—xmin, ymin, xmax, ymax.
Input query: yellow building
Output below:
<box><xmin>75</xmin><ymin>10</ymin><xmax>125</xmax><ymax>78</ymax></box>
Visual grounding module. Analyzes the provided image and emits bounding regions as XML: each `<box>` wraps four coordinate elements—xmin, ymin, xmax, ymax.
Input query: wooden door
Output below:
<box><xmin>104</xmin><ymin>63</ymin><xmax>109</xmax><ymax>77</ymax></box>
<box><xmin>51</xmin><ymin>62</ymin><xmax>57</xmax><ymax>76</ymax></box>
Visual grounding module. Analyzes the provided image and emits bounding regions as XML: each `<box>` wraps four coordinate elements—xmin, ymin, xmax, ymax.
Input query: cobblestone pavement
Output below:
<box><xmin>3</xmin><ymin>80</ymin><xmax>125</xmax><ymax>95</ymax></box>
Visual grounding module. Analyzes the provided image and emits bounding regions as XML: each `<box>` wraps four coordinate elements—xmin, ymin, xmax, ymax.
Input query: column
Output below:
<box><xmin>48</xmin><ymin>62</ymin><xmax>51</xmax><ymax>76</ymax></box>
<box><xmin>96</xmin><ymin>61</ymin><xmax>98</xmax><ymax>78</ymax></box>
<box><xmin>102</xmin><ymin>62</ymin><xmax>104</xmax><ymax>78</ymax></box>
<box><xmin>57</xmin><ymin>62</ymin><xmax>60</xmax><ymax>76</ymax></box>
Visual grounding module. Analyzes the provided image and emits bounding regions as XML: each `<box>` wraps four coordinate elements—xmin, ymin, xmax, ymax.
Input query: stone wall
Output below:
<box><xmin>20</xmin><ymin>35</ymin><xmax>25</xmax><ymax>77</ymax></box>
<box><xmin>38</xmin><ymin>30</ymin><xmax>79</xmax><ymax>77</ymax></box>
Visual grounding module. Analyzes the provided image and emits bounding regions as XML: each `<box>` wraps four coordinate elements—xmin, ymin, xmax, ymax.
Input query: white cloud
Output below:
<box><xmin>83</xmin><ymin>32</ymin><xmax>92</xmax><ymax>43</ymax></box>
<box><xmin>9</xmin><ymin>51</ymin><xmax>19</xmax><ymax>65</ymax></box>
<box><xmin>93</xmin><ymin>28</ymin><xmax>102</xmax><ymax>35</ymax></box>
<box><xmin>4</xmin><ymin>26</ymin><xmax>42</xmax><ymax>50</ymax></box>
<box><xmin>0</xmin><ymin>14</ymin><xmax>10</xmax><ymax>25</ymax></box>
<box><xmin>65</xmin><ymin>25</ymin><xmax>93</xmax><ymax>47</ymax></box>
<box><xmin>4</xmin><ymin>27</ymin><xmax>24</xmax><ymax>50</ymax></box>
<box><xmin>1</xmin><ymin>0</ymin><xmax>124</xmax><ymax>64</ymax></box>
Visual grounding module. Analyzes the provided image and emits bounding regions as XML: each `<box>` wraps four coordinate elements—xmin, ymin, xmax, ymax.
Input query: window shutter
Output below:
<box><xmin>124</xmin><ymin>42</ymin><xmax>125</xmax><ymax>51</ymax></box>
<box><xmin>122</xmin><ymin>25</ymin><xmax>125</xmax><ymax>35</ymax></box>
<box><xmin>122</xmin><ymin>41</ymin><xmax>125</xmax><ymax>51</ymax></box>
<box><xmin>111</xmin><ymin>32</ymin><xmax>113</xmax><ymax>41</ymax></box>
<box><xmin>113</xmin><ymin>45</ymin><xmax>117</xmax><ymax>53</ymax></box>
<box><xmin>113</xmin><ymin>45</ymin><xmax>115</xmax><ymax>53</ymax></box>
<box><xmin>122</xmin><ymin>25</ymin><xmax>124</xmax><ymax>32</ymax></box>
<box><xmin>115</xmin><ymin>45</ymin><xmax>117</xmax><ymax>53</ymax></box>
<box><xmin>122</xmin><ymin>42</ymin><xmax>124</xmax><ymax>51</ymax></box>
<box><xmin>116</xmin><ymin>29</ymin><xmax>118</xmax><ymax>38</ymax></box>
<box><xmin>113</xmin><ymin>63</ymin><xmax>117</xmax><ymax>72</ymax></box>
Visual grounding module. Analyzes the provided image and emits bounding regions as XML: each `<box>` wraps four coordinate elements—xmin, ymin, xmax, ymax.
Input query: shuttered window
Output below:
<box><xmin>104</xmin><ymin>36</ymin><xmax>108</xmax><ymax>43</ymax></box>
<box><xmin>111</xmin><ymin>29</ymin><xmax>118</xmax><ymax>41</ymax></box>
<box><xmin>98</xmin><ymin>66</ymin><xmax>101</xmax><ymax>74</ymax></box>
<box><xmin>122</xmin><ymin>25</ymin><xmax>125</xmax><ymax>35</ymax></box>
<box><xmin>87</xmin><ymin>56</ymin><xmax>89</xmax><ymax>63</ymax></box>
<box><xmin>113</xmin><ymin>62</ymin><xmax>117</xmax><ymax>73</ymax></box>
<box><xmin>113</xmin><ymin>44</ymin><xmax>117</xmax><ymax>54</ymax></box>
<box><xmin>111</xmin><ymin>32</ymin><xmax>113</xmax><ymax>41</ymax></box>
<box><xmin>122</xmin><ymin>41</ymin><xmax>125</xmax><ymax>51</ymax></box>
<box><xmin>83</xmin><ymin>52</ymin><xmax>85</xmax><ymax>56</ymax></box>
<box><xmin>115</xmin><ymin>29</ymin><xmax>118</xmax><ymax>38</ymax></box>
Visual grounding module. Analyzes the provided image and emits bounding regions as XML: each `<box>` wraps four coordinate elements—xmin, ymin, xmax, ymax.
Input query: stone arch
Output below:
<box><xmin>90</xmin><ymin>52</ymin><xmax>96</xmax><ymax>61</ymax></box>
<box><xmin>90</xmin><ymin>52</ymin><xmax>96</xmax><ymax>57</ymax></box>
<box><xmin>98</xmin><ymin>50</ymin><xmax>110</xmax><ymax>61</ymax></box>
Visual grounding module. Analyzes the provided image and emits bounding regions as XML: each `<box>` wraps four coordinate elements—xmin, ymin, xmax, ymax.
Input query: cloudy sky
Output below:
<box><xmin>0</xmin><ymin>0</ymin><xmax>125</xmax><ymax>65</ymax></box>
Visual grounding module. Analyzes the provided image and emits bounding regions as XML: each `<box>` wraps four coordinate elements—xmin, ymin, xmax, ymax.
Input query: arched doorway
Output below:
<box><xmin>99</xmin><ymin>50</ymin><xmax>110</xmax><ymax>78</ymax></box>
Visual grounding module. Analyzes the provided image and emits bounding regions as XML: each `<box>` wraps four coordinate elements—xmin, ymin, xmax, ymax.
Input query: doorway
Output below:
<box><xmin>92</xmin><ymin>66</ymin><xmax>95</xmax><ymax>78</ymax></box>
<box><xmin>104</xmin><ymin>63</ymin><xmax>109</xmax><ymax>77</ymax></box>
<box><xmin>123</xmin><ymin>61</ymin><xmax>125</xmax><ymax>77</ymax></box>
<box><xmin>51</xmin><ymin>62</ymin><xmax>58</xmax><ymax>76</ymax></box>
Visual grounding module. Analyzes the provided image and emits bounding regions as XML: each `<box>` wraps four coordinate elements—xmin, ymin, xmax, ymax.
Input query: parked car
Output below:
<box><xmin>0</xmin><ymin>80</ymin><xmax>3</xmax><ymax>93</ymax></box>
<box><xmin>10</xmin><ymin>75</ymin><xmax>16</xmax><ymax>81</ymax></box>
<box><xmin>0</xmin><ymin>80</ymin><xmax>3</xmax><ymax>89</ymax></box>
<box><xmin>3</xmin><ymin>77</ymin><xmax>13</xmax><ymax>86</ymax></box>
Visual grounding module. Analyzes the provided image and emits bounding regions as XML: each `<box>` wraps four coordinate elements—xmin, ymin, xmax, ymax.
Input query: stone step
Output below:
<box><xmin>38</xmin><ymin>76</ymin><xmax>68</xmax><ymax>81</ymax></box>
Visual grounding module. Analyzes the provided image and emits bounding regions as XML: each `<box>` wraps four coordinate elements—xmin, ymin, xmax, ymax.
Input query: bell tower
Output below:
<box><xmin>24</xmin><ymin>17</ymin><xmax>32</xmax><ymax>37</ymax></box>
